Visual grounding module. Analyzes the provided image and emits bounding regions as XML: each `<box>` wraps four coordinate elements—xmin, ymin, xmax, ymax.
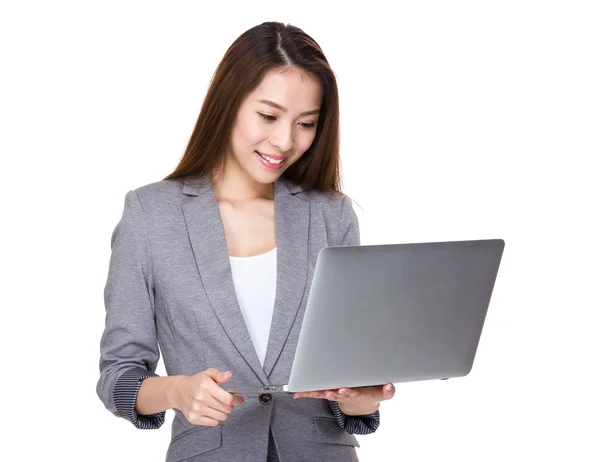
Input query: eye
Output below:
<box><xmin>258</xmin><ymin>113</ymin><xmax>276</xmax><ymax>122</ymax></box>
<box><xmin>258</xmin><ymin>112</ymin><xmax>316</xmax><ymax>129</ymax></box>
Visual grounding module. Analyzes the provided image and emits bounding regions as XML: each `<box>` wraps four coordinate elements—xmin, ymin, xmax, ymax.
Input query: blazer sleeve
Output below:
<box><xmin>327</xmin><ymin>195</ymin><xmax>382</xmax><ymax>434</ymax></box>
<box><xmin>96</xmin><ymin>190</ymin><xmax>166</xmax><ymax>429</ymax></box>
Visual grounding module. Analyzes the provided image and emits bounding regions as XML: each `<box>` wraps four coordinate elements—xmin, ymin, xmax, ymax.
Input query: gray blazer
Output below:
<box><xmin>97</xmin><ymin>175</ymin><xmax>380</xmax><ymax>462</ymax></box>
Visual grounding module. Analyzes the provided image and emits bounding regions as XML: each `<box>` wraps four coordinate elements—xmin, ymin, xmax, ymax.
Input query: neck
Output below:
<box><xmin>212</xmin><ymin>159</ymin><xmax>275</xmax><ymax>203</ymax></box>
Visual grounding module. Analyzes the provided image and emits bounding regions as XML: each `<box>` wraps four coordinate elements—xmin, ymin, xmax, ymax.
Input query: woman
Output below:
<box><xmin>97</xmin><ymin>21</ymin><xmax>395</xmax><ymax>461</ymax></box>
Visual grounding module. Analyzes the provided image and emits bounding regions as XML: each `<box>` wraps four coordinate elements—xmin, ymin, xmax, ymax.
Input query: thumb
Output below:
<box><xmin>382</xmin><ymin>382</ymin><xmax>395</xmax><ymax>398</ymax></box>
<box><xmin>215</xmin><ymin>370</ymin><xmax>232</xmax><ymax>383</ymax></box>
<box><xmin>203</xmin><ymin>368</ymin><xmax>232</xmax><ymax>383</ymax></box>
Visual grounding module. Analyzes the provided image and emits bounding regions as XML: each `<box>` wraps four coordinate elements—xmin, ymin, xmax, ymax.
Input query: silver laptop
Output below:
<box><xmin>226</xmin><ymin>238</ymin><xmax>504</xmax><ymax>394</ymax></box>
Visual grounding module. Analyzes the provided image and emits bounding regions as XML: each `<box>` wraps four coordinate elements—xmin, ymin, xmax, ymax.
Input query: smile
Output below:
<box><xmin>255</xmin><ymin>151</ymin><xmax>285</xmax><ymax>169</ymax></box>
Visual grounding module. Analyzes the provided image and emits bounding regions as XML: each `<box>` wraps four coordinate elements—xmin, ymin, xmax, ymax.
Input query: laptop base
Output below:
<box><xmin>226</xmin><ymin>384</ymin><xmax>293</xmax><ymax>394</ymax></box>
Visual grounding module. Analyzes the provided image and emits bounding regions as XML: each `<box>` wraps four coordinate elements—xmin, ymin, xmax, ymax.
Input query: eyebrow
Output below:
<box><xmin>256</xmin><ymin>99</ymin><xmax>320</xmax><ymax>116</ymax></box>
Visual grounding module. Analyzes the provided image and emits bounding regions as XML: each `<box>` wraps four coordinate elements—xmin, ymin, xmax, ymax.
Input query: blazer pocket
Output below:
<box><xmin>166</xmin><ymin>425</ymin><xmax>222</xmax><ymax>462</ymax></box>
<box><xmin>313</xmin><ymin>417</ymin><xmax>360</xmax><ymax>447</ymax></box>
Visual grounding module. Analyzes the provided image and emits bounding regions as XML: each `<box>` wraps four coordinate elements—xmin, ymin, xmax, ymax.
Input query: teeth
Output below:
<box><xmin>258</xmin><ymin>152</ymin><xmax>283</xmax><ymax>164</ymax></box>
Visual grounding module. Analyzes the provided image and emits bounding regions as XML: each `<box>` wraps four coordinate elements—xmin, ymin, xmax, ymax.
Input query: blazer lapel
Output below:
<box><xmin>181</xmin><ymin>176</ymin><xmax>269</xmax><ymax>385</ymax></box>
<box><xmin>180</xmin><ymin>176</ymin><xmax>309</xmax><ymax>385</ymax></box>
<box><xmin>263</xmin><ymin>179</ymin><xmax>309</xmax><ymax>378</ymax></box>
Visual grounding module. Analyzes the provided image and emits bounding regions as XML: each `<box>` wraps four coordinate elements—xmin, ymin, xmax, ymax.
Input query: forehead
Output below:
<box><xmin>249</xmin><ymin>68</ymin><xmax>322</xmax><ymax>110</ymax></box>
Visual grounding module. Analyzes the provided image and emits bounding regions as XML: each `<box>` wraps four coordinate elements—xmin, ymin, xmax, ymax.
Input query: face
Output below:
<box><xmin>224</xmin><ymin>67</ymin><xmax>323</xmax><ymax>185</ymax></box>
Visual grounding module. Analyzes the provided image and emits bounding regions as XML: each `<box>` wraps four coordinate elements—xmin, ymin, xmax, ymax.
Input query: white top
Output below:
<box><xmin>228</xmin><ymin>247</ymin><xmax>277</xmax><ymax>367</ymax></box>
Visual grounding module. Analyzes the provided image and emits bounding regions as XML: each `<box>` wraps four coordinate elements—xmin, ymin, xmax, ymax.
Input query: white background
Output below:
<box><xmin>1</xmin><ymin>1</ymin><xmax>598</xmax><ymax>460</ymax></box>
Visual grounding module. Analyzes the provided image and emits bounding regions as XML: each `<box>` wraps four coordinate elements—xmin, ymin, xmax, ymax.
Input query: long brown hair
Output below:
<box><xmin>163</xmin><ymin>22</ymin><xmax>343</xmax><ymax>193</ymax></box>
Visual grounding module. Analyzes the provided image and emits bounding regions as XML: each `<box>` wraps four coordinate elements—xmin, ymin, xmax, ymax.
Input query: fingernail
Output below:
<box><xmin>385</xmin><ymin>384</ymin><xmax>392</xmax><ymax>392</ymax></box>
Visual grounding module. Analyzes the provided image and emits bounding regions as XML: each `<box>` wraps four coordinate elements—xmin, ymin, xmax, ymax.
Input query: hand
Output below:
<box><xmin>293</xmin><ymin>382</ymin><xmax>395</xmax><ymax>416</ymax></box>
<box><xmin>171</xmin><ymin>368</ymin><xmax>244</xmax><ymax>426</ymax></box>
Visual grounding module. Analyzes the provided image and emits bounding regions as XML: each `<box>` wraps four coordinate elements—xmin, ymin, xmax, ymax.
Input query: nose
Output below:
<box><xmin>270</xmin><ymin>122</ymin><xmax>294</xmax><ymax>153</ymax></box>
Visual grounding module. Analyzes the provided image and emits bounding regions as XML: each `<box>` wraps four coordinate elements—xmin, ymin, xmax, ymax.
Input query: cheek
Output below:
<box><xmin>237</xmin><ymin>117</ymin><xmax>268</xmax><ymax>146</ymax></box>
<box><xmin>295</xmin><ymin>132</ymin><xmax>318</xmax><ymax>156</ymax></box>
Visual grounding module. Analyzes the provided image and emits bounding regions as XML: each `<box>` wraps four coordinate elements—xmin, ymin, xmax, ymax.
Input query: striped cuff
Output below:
<box><xmin>114</xmin><ymin>367</ymin><xmax>166</xmax><ymax>429</ymax></box>
<box><xmin>327</xmin><ymin>400</ymin><xmax>380</xmax><ymax>435</ymax></box>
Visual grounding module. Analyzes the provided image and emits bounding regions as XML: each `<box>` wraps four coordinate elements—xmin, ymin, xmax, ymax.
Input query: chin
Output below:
<box><xmin>251</xmin><ymin>171</ymin><xmax>282</xmax><ymax>185</ymax></box>
<box><xmin>249</xmin><ymin>162</ymin><xmax>286</xmax><ymax>184</ymax></box>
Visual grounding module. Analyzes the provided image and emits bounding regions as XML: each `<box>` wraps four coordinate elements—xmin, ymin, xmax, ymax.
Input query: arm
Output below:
<box><xmin>328</xmin><ymin>195</ymin><xmax>381</xmax><ymax>434</ymax></box>
<box><xmin>96</xmin><ymin>190</ymin><xmax>166</xmax><ymax>429</ymax></box>
<box><xmin>328</xmin><ymin>401</ymin><xmax>380</xmax><ymax>434</ymax></box>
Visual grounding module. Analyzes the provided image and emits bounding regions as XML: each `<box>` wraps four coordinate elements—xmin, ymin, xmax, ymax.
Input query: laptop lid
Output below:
<box><xmin>285</xmin><ymin>239</ymin><xmax>504</xmax><ymax>392</ymax></box>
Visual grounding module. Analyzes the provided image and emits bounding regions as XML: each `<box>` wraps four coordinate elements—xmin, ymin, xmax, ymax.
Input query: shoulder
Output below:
<box><xmin>300</xmin><ymin>188</ymin><xmax>346</xmax><ymax>205</ymax></box>
<box><xmin>294</xmin><ymin>188</ymin><xmax>360</xmax><ymax>245</ymax></box>
<box><xmin>295</xmin><ymin>188</ymin><xmax>356</xmax><ymax>223</ymax></box>
<box><xmin>275</xmin><ymin>177</ymin><xmax>352</xmax><ymax>217</ymax></box>
<box><xmin>129</xmin><ymin>179</ymin><xmax>185</xmax><ymax>210</ymax></box>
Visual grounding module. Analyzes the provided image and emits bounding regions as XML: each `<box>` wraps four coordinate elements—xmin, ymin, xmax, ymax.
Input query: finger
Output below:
<box><xmin>215</xmin><ymin>371</ymin><xmax>232</xmax><ymax>383</ymax></box>
<box><xmin>187</xmin><ymin>404</ymin><xmax>229</xmax><ymax>424</ymax></box>
<box><xmin>295</xmin><ymin>391</ymin><xmax>326</xmax><ymax>399</ymax></box>
<box><xmin>212</xmin><ymin>383</ymin><xmax>239</xmax><ymax>408</ymax></box>
<box><xmin>204</xmin><ymin>369</ymin><xmax>229</xmax><ymax>382</ymax></box>
<box><xmin>231</xmin><ymin>395</ymin><xmax>245</xmax><ymax>406</ymax></box>
<box><xmin>197</xmin><ymin>416</ymin><xmax>221</xmax><ymax>426</ymax></box>
<box><xmin>187</xmin><ymin>413</ymin><xmax>221</xmax><ymax>426</ymax></box>
<box><xmin>198</xmin><ymin>385</ymin><xmax>241</xmax><ymax>414</ymax></box>
<box><xmin>324</xmin><ymin>390</ymin><xmax>340</xmax><ymax>401</ymax></box>
<box><xmin>203</xmin><ymin>393</ymin><xmax>235</xmax><ymax>414</ymax></box>
<box><xmin>338</xmin><ymin>388</ymin><xmax>360</xmax><ymax>398</ymax></box>
<box><xmin>203</xmin><ymin>405</ymin><xmax>231</xmax><ymax>422</ymax></box>
<box><xmin>382</xmin><ymin>383</ymin><xmax>395</xmax><ymax>399</ymax></box>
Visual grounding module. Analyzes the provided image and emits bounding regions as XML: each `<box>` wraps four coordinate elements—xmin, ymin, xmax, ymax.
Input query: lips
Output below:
<box><xmin>256</xmin><ymin>151</ymin><xmax>286</xmax><ymax>160</ymax></box>
<box><xmin>255</xmin><ymin>150</ymin><xmax>285</xmax><ymax>170</ymax></box>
